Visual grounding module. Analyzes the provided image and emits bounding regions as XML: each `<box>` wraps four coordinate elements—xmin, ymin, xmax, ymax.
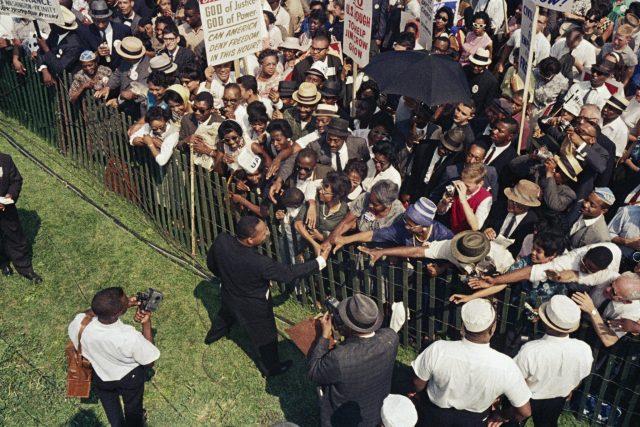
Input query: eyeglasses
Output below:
<box><xmin>580</xmin><ymin>258</ymin><xmax>597</xmax><ymax>274</ymax></box>
<box><xmin>194</xmin><ymin>107</ymin><xmax>209</xmax><ymax>114</ymax></box>
<box><xmin>222</xmin><ymin>97</ymin><xmax>238</xmax><ymax>103</ymax></box>
<box><xmin>577</xmin><ymin>115</ymin><xmax>599</xmax><ymax>126</ymax></box>
<box><xmin>310</xmin><ymin>46</ymin><xmax>328</xmax><ymax>53</ymax></box>
<box><xmin>163</xmin><ymin>36</ymin><xmax>178</xmax><ymax>41</ymax></box>
<box><xmin>319</xmin><ymin>188</ymin><xmax>333</xmax><ymax>196</ymax></box>
<box><xmin>403</xmin><ymin>218</ymin><xmax>423</xmax><ymax>231</ymax></box>
<box><xmin>296</xmin><ymin>165</ymin><xmax>313</xmax><ymax>172</ymax></box>
<box><xmin>472</xmin><ymin>22</ymin><xmax>486</xmax><ymax>29</ymax></box>
<box><xmin>436</xmin><ymin>15</ymin><xmax>448</xmax><ymax>22</ymax></box>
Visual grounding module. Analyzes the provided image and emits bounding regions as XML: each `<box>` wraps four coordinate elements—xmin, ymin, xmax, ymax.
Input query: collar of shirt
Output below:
<box><xmin>58</xmin><ymin>31</ymin><xmax>69</xmax><ymax>43</ymax></box>
<box><xmin>541</xmin><ymin>334</ymin><xmax>570</xmax><ymax>342</ymax></box>
<box><xmin>581</xmin><ymin>214</ymin><xmax>600</xmax><ymax>227</ymax></box>
<box><xmin>485</xmin><ymin>143</ymin><xmax>510</xmax><ymax>162</ymax></box>
<box><xmin>461</xmin><ymin>338</ymin><xmax>491</xmax><ymax>348</ymax></box>
<box><xmin>499</xmin><ymin>211</ymin><xmax>527</xmax><ymax>234</ymax></box>
<box><xmin>333</xmin><ymin>141</ymin><xmax>349</xmax><ymax>166</ymax></box>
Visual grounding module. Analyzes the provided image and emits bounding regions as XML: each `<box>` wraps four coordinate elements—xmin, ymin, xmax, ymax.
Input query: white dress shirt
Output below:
<box><xmin>507</xmin><ymin>29</ymin><xmax>550</xmax><ymax>66</ymax></box>
<box><xmin>550</xmin><ymin>38</ymin><xmax>597</xmax><ymax>79</ymax></box>
<box><xmin>129</xmin><ymin>123</ymin><xmax>180</xmax><ymax>166</ymax></box>
<box><xmin>362</xmin><ymin>166</ymin><xmax>402</xmax><ymax>191</ymax></box>
<box><xmin>423</xmin><ymin>151</ymin><xmax>443</xmax><ymax>183</ymax></box>
<box><xmin>514</xmin><ymin>334</ymin><xmax>593</xmax><ymax>400</ymax></box>
<box><xmin>68</xmin><ymin>314</ymin><xmax>160</xmax><ymax>381</ymax></box>
<box><xmin>499</xmin><ymin>212</ymin><xmax>527</xmax><ymax>237</ymax></box>
<box><xmin>412</xmin><ymin>339</ymin><xmax>531</xmax><ymax>413</ymax></box>
<box><xmin>590</xmin><ymin>282</ymin><xmax>640</xmax><ymax>337</ymax></box>
<box><xmin>601</xmin><ymin>116</ymin><xmax>629</xmax><ymax>157</ymax></box>
<box><xmin>563</xmin><ymin>81</ymin><xmax>611</xmax><ymax>111</ymax></box>
<box><xmin>331</xmin><ymin>142</ymin><xmax>349</xmax><ymax>171</ymax></box>
<box><xmin>423</xmin><ymin>240</ymin><xmax>515</xmax><ymax>274</ymax></box>
<box><xmin>622</xmin><ymin>98</ymin><xmax>640</xmax><ymax>131</ymax></box>
<box><xmin>529</xmin><ymin>242</ymin><xmax>622</xmax><ymax>286</ymax></box>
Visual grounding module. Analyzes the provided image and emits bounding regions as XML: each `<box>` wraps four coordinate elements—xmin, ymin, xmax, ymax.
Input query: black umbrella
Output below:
<box><xmin>362</xmin><ymin>50</ymin><xmax>471</xmax><ymax>107</ymax></box>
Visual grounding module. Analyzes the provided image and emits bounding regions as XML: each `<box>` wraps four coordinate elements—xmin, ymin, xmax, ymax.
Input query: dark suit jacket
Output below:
<box><xmin>112</xmin><ymin>12</ymin><xmax>143</xmax><ymax>31</ymax></box>
<box><xmin>36</xmin><ymin>30</ymin><xmax>83</xmax><ymax>76</ymax></box>
<box><xmin>310</xmin><ymin>134</ymin><xmax>370</xmax><ymax>169</ymax></box>
<box><xmin>429</xmin><ymin>162</ymin><xmax>499</xmax><ymax>202</ymax></box>
<box><xmin>595</xmin><ymin>134</ymin><xmax>616</xmax><ymax>187</ymax></box>
<box><xmin>484</xmin><ymin>144</ymin><xmax>517</xmax><ymax>175</ymax></box>
<box><xmin>484</xmin><ymin>207</ymin><xmax>538</xmax><ymax>257</ymax></box>
<box><xmin>292</xmin><ymin>54</ymin><xmax>343</xmax><ymax>84</ymax></box>
<box><xmin>0</xmin><ymin>153</ymin><xmax>23</xmax><ymax>202</ymax></box>
<box><xmin>78</xmin><ymin>23</ymin><xmax>132</xmax><ymax>69</ymax></box>
<box><xmin>107</xmin><ymin>55</ymin><xmax>151</xmax><ymax>93</ymax></box>
<box><xmin>575</xmin><ymin>142</ymin><xmax>609</xmax><ymax>201</ymax></box>
<box><xmin>308</xmin><ymin>328</ymin><xmax>399</xmax><ymax>427</ymax></box>
<box><xmin>402</xmin><ymin>140</ymin><xmax>461</xmax><ymax>202</ymax></box>
<box><xmin>162</xmin><ymin>46</ymin><xmax>196</xmax><ymax>72</ymax></box>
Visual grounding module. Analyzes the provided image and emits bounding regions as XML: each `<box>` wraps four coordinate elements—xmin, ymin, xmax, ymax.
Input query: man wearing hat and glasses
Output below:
<box><xmin>285</xmin><ymin>82</ymin><xmax>320</xmax><ymax>141</ymax></box>
<box><xmin>309</xmin><ymin>294</ymin><xmax>399</xmax><ymax>427</ymax></box>
<box><xmin>35</xmin><ymin>6</ymin><xmax>83</xmax><ymax>86</ymax></box>
<box><xmin>309</xmin><ymin>117</ymin><xmax>369</xmax><ymax>173</ymax></box>
<box><xmin>562</xmin><ymin>61</ymin><xmax>612</xmax><ymax>111</ymax></box>
<box><xmin>463</xmin><ymin>47</ymin><xmax>499</xmax><ymax>116</ymax></box>
<box><xmin>601</xmin><ymin>93</ymin><xmax>630</xmax><ymax>157</ymax></box>
<box><xmin>78</xmin><ymin>0</ymin><xmax>131</xmax><ymax>70</ymax></box>
<box><xmin>410</xmin><ymin>299</ymin><xmax>531</xmax><ymax>426</ymax></box>
<box><xmin>513</xmin><ymin>295</ymin><xmax>593</xmax><ymax>427</ymax></box>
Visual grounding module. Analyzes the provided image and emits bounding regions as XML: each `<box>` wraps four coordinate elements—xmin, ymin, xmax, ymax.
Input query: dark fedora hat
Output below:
<box><xmin>325</xmin><ymin>117</ymin><xmax>350</xmax><ymax>138</ymax></box>
<box><xmin>90</xmin><ymin>0</ymin><xmax>113</xmax><ymax>19</ymax></box>
<box><xmin>320</xmin><ymin>80</ymin><xmax>341</xmax><ymax>97</ymax></box>
<box><xmin>278</xmin><ymin>80</ymin><xmax>298</xmax><ymax>98</ymax></box>
<box><xmin>450</xmin><ymin>231</ymin><xmax>490</xmax><ymax>264</ymax></box>
<box><xmin>338</xmin><ymin>294</ymin><xmax>383</xmax><ymax>333</ymax></box>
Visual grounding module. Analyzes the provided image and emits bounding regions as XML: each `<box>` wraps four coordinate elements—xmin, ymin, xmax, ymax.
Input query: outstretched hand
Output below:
<box><xmin>358</xmin><ymin>246</ymin><xmax>383</xmax><ymax>266</ymax></box>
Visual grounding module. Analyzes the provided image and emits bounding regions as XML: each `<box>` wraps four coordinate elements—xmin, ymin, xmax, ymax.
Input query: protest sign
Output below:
<box><xmin>0</xmin><ymin>0</ymin><xmax>63</xmax><ymax>24</ymax></box>
<box><xmin>533</xmin><ymin>0</ymin><xmax>573</xmax><ymax>13</ymax></box>
<box><xmin>343</xmin><ymin>0</ymin><xmax>372</xmax><ymax>68</ymax></box>
<box><xmin>418</xmin><ymin>0</ymin><xmax>434</xmax><ymax>50</ymax></box>
<box><xmin>433</xmin><ymin>1</ymin><xmax>459</xmax><ymax>16</ymax></box>
<box><xmin>517</xmin><ymin>0</ymin><xmax>539</xmax><ymax>154</ymax></box>
<box><xmin>200</xmin><ymin>0</ymin><xmax>265</xmax><ymax>66</ymax></box>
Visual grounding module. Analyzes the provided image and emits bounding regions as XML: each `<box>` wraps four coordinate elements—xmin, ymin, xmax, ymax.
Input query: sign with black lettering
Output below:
<box><xmin>343</xmin><ymin>0</ymin><xmax>372</xmax><ymax>68</ymax></box>
<box><xmin>0</xmin><ymin>0</ymin><xmax>64</xmax><ymax>24</ymax></box>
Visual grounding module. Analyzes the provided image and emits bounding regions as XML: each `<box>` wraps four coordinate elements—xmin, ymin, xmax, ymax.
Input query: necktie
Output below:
<box><xmin>167</xmin><ymin>50</ymin><xmax>174</xmax><ymax>61</ymax></box>
<box><xmin>335</xmin><ymin>153</ymin><xmax>343</xmax><ymax>172</ymax></box>
<box><xmin>502</xmin><ymin>215</ymin><xmax>517</xmax><ymax>237</ymax></box>
<box><xmin>583</xmin><ymin>88</ymin><xmax>596</xmax><ymax>104</ymax></box>
<box><xmin>100</xmin><ymin>30</ymin><xmax>106</xmax><ymax>43</ymax></box>
<box><xmin>484</xmin><ymin>146</ymin><xmax>496</xmax><ymax>164</ymax></box>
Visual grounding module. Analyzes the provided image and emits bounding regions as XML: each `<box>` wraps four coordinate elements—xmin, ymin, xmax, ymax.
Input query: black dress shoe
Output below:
<box><xmin>2</xmin><ymin>266</ymin><xmax>13</xmax><ymax>277</ymax></box>
<box><xmin>263</xmin><ymin>360</ymin><xmax>293</xmax><ymax>378</ymax></box>
<box><xmin>204</xmin><ymin>326</ymin><xmax>229</xmax><ymax>345</ymax></box>
<box><xmin>22</xmin><ymin>271</ymin><xmax>42</xmax><ymax>284</ymax></box>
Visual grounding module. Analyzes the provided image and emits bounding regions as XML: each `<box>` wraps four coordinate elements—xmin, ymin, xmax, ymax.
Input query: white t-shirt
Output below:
<box><xmin>423</xmin><ymin>240</ymin><xmax>515</xmax><ymax>274</ymax></box>
<box><xmin>550</xmin><ymin>38</ymin><xmax>597</xmax><ymax>80</ymax></box>
<box><xmin>601</xmin><ymin>116</ymin><xmax>630</xmax><ymax>157</ymax></box>
<box><xmin>412</xmin><ymin>338</ymin><xmax>531</xmax><ymax>412</ymax></box>
<box><xmin>68</xmin><ymin>313</ymin><xmax>160</xmax><ymax>381</ymax></box>
<box><xmin>507</xmin><ymin>29</ymin><xmax>550</xmax><ymax>67</ymax></box>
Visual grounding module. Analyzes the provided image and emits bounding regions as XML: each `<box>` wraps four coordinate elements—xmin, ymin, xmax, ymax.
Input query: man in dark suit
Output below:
<box><xmin>293</xmin><ymin>32</ymin><xmax>342</xmax><ymax>84</ymax></box>
<box><xmin>161</xmin><ymin>23</ymin><xmax>196</xmax><ymax>72</ymax></box>
<box><xmin>483</xmin><ymin>117</ymin><xmax>518</xmax><ymax>175</ymax></box>
<box><xmin>309</xmin><ymin>118</ymin><xmax>369</xmax><ymax>171</ymax></box>
<box><xmin>401</xmin><ymin>128</ymin><xmax>465</xmax><ymax>203</ymax></box>
<box><xmin>36</xmin><ymin>6</ymin><xmax>83</xmax><ymax>85</ymax></box>
<box><xmin>0</xmin><ymin>153</ymin><xmax>42</xmax><ymax>283</ymax></box>
<box><xmin>78</xmin><ymin>0</ymin><xmax>131</xmax><ymax>70</ymax></box>
<box><xmin>578</xmin><ymin>105</ymin><xmax>616</xmax><ymax>187</ymax></box>
<box><xmin>429</xmin><ymin>142</ymin><xmax>499</xmax><ymax>202</ymax></box>
<box><xmin>309</xmin><ymin>294</ymin><xmax>399</xmax><ymax>427</ymax></box>
<box><xmin>392</xmin><ymin>104</ymin><xmax>443</xmax><ymax>177</ymax></box>
<box><xmin>206</xmin><ymin>216</ymin><xmax>330</xmax><ymax>377</ymax></box>
<box><xmin>463</xmin><ymin>48</ymin><xmax>499</xmax><ymax>116</ymax></box>
<box><xmin>112</xmin><ymin>0</ymin><xmax>143</xmax><ymax>30</ymax></box>
<box><xmin>483</xmin><ymin>180</ymin><xmax>541</xmax><ymax>257</ymax></box>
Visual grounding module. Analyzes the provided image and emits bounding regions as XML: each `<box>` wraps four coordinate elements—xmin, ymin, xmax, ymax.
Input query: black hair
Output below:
<box><xmin>538</xmin><ymin>57</ymin><xmax>562</xmax><ymax>77</ymax></box>
<box><xmin>145</xmin><ymin>106</ymin><xmax>171</xmax><ymax>123</ymax></box>
<box><xmin>404</xmin><ymin>21</ymin><xmax>419</xmax><ymax>32</ymax></box>
<box><xmin>184</xmin><ymin>0</ymin><xmax>199</xmax><ymax>12</ymax></box>
<box><xmin>584</xmin><ymin>246</ymin><xmax>614</xmax><ymax>271</ymax></box>
<box><xmin>308</xmin><ymin>9</ymin><xmax>328</xmax><ymax>25</ymax></box>
<box><xmin>155</xmin><ymin>16</ymin><xmax>174</xmax><ymax>27</ymax></box>
<box><xmin>236</xmin><ymin>216</ymin><xmax>261</xmax><ymax>239</ymax></box>
<box><xmin>164</xmin><ymin>89</ymin><xmax>185</xmax><ymax>106</ymax></box>
<box><xmin>237</xmin><ymin>75</ymin><xmax>258</xmax><ymax>94</ymax></box>
<box><xmin>218</xmin><ymin>120</ymin><xmax>243</xmax><ymax>139</ymax></box>
<box><xmin>369</xmin><ymin>113</ymin><xmax>395</xmax><ymax>134</ymax></box>
<box><xmin>224</xmin><ymin>82</ymin><xmax>241</xmax><ymax>94</ymax></box>
<box><xmin>473</xmin><ymin>11</ymin><xmax>491</xmax><ymax>27</ymax></box>
<box><xmin>312</xmin><ymin>30</ymin><xmax>330</xmax><ymax>45</ymax></box>
<box><xmin>297</xmin><ymin>147</ymin><xmax>318</xmax><ymax>163</ymax></box>
<box><xmin>356</xmin><ymin>80</ymin><xmax>380</xmax><ymax>101</ymax></box>
<box><xmin>499</xmin><ymin>117</ymin><xmax>519</xmax><ymax>135</ymax></box>
<box><xmin>396</xmin><ymin>31</ymin><xmax>416</xmax><ymax>49</ymax></box>
<box><xmin>533</xmin><ymin>230</ymin><xmax>567</xmax><ymax>258</ymax></box>
<box><xmin>433</xmin><ymin>35</ymin><xmax>451</xmax><ymax>47</ymax></box>
<box><xmin>91</xmin><ymin>287</ymin><xmax>126</xmax><ymax>319</ymax></box>
<box><xmin>436</xmin><ymin>6</ymin><xmax>454</xmax><ymax>30</ymax></box>
<box><xmin>139</xmin><ymin>16</ymin><xmax>152</xmax><ymax>26</ymax></box>
<box><xmin>247</xmin><ymin>100</ymin><xmax>267</xmax><ymax>118</ymax></box>
<box><xmin>356</xmin><ymin>97</ymin><xmax>377</xmax><ymax>115</ymax></box>
<box><xmin>179</xmin><ymin>64</ymin><xmax>203</xmax><ymax>81</ymax></box>
<box><xmin>248</xmin><ymin>108</ymin><xmax>270</xmax><ymax>124</ymax></box>
<box><xmin>194</xmin><ymin>91</ymin><xmax>214</xmax><ymax>108</ymax></box>
<box><xmin>344</xmin><ymin>159</ymin><xmax>368</xmax><ymax>179</ymax></box>
<box><xmin>258</xmin><ymin>48</ymin><xmax>279</xmax><ymax>64</ymax></box>
<box><xmin>163</xmin><ymin>23</ymin><xmax>180</xmax><ymax>37</ymax></box>
<box><xmin>281</xmin><ymin>187</ymin><xmax>305</xmax><ymax>208</ymax></box>
<box><xmin>372</xmin><ymin>140</ymin><xmax>397</xmax><ymax>164</ymax></box>
<box><xmin>321</xmin><ymin>171</ymin><xmax>351</xmax><ymax>201</ymax></box>
<box><xmin>148</xmin><ymin>70</ymin><xmax>172</xmax><ymax>88</ymax></box>
<box><xmin>267</xmin><ymin>119</ymin><xmax>293</xmax><ymax>138</ymax></box>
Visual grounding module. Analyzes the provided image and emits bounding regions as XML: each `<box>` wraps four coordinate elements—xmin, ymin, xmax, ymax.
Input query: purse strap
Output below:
<box><xmin>76</xmin><ymin>313</ymin><xmax>95</xmax><ymax>360</ymax></box>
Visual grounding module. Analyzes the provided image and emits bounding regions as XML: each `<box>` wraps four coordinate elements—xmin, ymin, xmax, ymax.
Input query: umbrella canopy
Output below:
<box><xmin>362</xmin><ymin>50</ymin><xmax>472</xmax><ymax>107</ymax></box>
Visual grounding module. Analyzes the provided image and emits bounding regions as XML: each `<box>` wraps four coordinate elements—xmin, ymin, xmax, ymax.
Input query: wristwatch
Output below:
<box><xmin>590</xmin><ymin>309</ymin><xmax>598</xmax><ymax>317</ymax></box>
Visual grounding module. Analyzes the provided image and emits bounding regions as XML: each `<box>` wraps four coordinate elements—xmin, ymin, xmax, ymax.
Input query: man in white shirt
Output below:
<box><xmin>601</xmin><ymin>94</ymin><xmax>630</xmax><ymax>157</ymax></box>
<box><xmin>68</xmin><ymin>287</ymin><xmax>160</xmax><ymax>426</ymax></box>
<box><xmin>563</xmin><ymin>61</ymin><xmax>613</xmax><ymax>111</ymax></box>
<box><xmin>572</xmin><ymin>272</ymin><xmax>640</xmax><ymax>347</ymax></box>
<box><xmin>497</xmin><ymin>14</ymin><xmax>550</xmax><ymax>73</ymax></box>
<box><xmin>549</xmin><ymin>28</ymin><xmax>597</xmax><ymax>79</ymax></box>
<box><xmin>515</xmin><ymin>295</ymin><xmax>593</xmax><ymax>427</ymax></box>
<box><xmin>410</xmin><ymin>299</ymin><xmax>531</xmax><ymax>426</ymax></box>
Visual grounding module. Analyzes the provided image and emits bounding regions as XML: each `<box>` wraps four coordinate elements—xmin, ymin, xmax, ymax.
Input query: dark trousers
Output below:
<box><xmin>93</xmin><ymin>366</ymin><xmax>145</xmax><ymax>427</ymax></box>
<box><xmin>420</xmin><ymin>399</ymin><xmax>490</xmax><ymax>427</ymax></box>
<box><xmin>210</xmin><ymin>294</ymin><xmax>280</xmax><ymax>372</ymax></box>
<box><xmin>0</xmin><ymin>205</ymin><xmax>33</xmax><ymax>274</ymax></box>
<box><xmin>530</xmin><ymin>397</ymin><xmax>566</xmax><ymax>427</ymax></box>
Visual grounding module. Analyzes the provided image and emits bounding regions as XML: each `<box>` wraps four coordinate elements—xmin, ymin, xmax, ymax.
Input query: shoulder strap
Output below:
<box><xmin>76</xmin><ymin>313</ymin><xmax>95</xmax><ymax>358</ymax></box>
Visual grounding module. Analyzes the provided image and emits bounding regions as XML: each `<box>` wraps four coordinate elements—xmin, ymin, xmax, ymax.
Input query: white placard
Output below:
<box><xmin>343</xmin><ymin>0</ymin><xmax>373</xmax><ymax>68</ymax></box>
<box><xmin>0</xmin><ymin>0</ymin><xmax>64</xmax><ymax>24</ymax></box>
<box><xmin>200</xmin><ymin>0</ymin><xmax>265</xmax><ymax>66</ymax></box>
<box><xmin>517</xmin><ymin>0</ymin><xmax>538</xmax><ymax>82</ymax></box>
<box><xmin>533</xmin><ymin>0</ymin><xmax>574</xmax><ymax>13</ymax></box>
<box><xmin>418</xmin><ymin>0</ymin><xmax>434</xmax><ymax>50</ymax></box>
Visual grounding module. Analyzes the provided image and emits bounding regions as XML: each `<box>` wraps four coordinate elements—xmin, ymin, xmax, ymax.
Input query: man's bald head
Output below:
<box><xmin>615</xmin><ymin>272</ymin><xmax>640</xmax><ymax>301</ymax></box>
<box><xmin>580</xmin><ymin>104</ymin><xmax>602</xmax><ymax>126</ymax></box>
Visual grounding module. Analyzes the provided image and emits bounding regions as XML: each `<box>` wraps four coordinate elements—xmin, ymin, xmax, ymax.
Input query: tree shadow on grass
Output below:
<box><xmin>65</xmin><ymin>408</ymin><xmax>105</xmax><ymax>427</ymax></box>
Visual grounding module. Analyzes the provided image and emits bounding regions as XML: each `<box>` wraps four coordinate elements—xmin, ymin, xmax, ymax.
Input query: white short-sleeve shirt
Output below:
<box><xmin>412</xmin><ymin>339</ymin><xmax>531</xmax><ymax>412</ymax></box>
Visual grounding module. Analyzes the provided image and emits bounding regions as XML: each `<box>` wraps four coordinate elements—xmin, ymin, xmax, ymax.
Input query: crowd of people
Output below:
<box><xmin>3</xmin><ymin>0</ymin><xmax>640</xmax><ymax>425</ymax></box>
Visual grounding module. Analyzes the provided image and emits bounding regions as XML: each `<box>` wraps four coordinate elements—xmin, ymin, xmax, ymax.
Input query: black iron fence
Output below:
<box><xmin>0</xmin><ymin>55</ymin><xmax>638</xmax><ymax>426</ymax></box>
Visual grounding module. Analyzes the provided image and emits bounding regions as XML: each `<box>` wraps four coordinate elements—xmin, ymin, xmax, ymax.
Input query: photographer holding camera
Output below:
<box><xmin>67</xmin><ymin>287</ymin><xmax>159</xmax><ymax>427</ymax></box>
<box><xmin>308</xmin><ymin>294</ymin><xmax>399</xmax><ymax>427</ymax></box>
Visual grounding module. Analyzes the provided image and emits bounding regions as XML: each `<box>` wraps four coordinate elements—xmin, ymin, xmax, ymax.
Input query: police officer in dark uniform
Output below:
<box><xmin>0</xmin><ymin>152</ymin><xmax>42</xmax><ymax>283</ymax></box>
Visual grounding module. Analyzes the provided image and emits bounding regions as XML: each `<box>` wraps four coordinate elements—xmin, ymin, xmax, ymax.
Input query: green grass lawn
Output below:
<box><xmin>0</xmin><ymin>118</ymin><xmax>592</xmax><ymax>426</ymax></box>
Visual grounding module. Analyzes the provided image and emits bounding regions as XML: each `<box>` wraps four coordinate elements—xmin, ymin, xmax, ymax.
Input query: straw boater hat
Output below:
<box><xmin>450</xmin><ymin>231</ymin><xmax>491</xmax><ymax>264</ymax></box>
<box><xmin>439</xmin><ymin>128</ymin><xmax>465</xmax><ymax>152</ymax></box>
<box><xmin>279</xmin><ymin>37</ymin><xmax>302</xmax><ymax>51</ymax></box>
<box><xmin>292</xmin><ymin>82</ymin><xmax>321</xmax><ymax>105</ymax></box>
<box><xmin>538</xmin><ymin>295</ymin><xmax>581</xmax><ymax>334</ymax></box>
<box><xmin>504</xmin><ymin>179</ymin><xmax>541</xmax><ymax>207</ymax></box>
<box><xmin>470</xmin><ymin>47</ymin><xmax>492</xmax><ymax>66</ymax></box>
<box><xmin>90</xmin><ymin>0</ymin><xmax>113</xmax><ymax>19</ymax></box>
<box><xmin>337</xmin><ymin>294</ymin><xmax>383</xmax><ymax>333</ymax></box>
<box><xmin>148</xmin><ymin>53</ymin><xmax>178</xmax><ymax>73</ymax></box>
<box><xmin>554</xmin><ymin>153</ymin><xmax>583</xmax><ymax>182</ymax></box>
<box><xmin>313</xmin><ymin>103</ymin><xmax>339</xmax><ymax>118</ymax></box>
<box><xmin>115</xmin><ymin>36</ymin><xmax>145</xmax><ymax>61</ymax></box>
<box><xmin>605</xmin><ymin>93</ymin><xmax>630</xmax><ymax>114</ymax></box>
<box><xmin>58</xmin><ymin>6</ymin><xmax>79</xmax><ymax>31</ymax></box>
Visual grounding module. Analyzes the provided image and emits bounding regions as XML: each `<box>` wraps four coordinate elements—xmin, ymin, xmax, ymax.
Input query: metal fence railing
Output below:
<box><xmin>0</xmin><ymin>56</ymin><xmax>638</xmax><ymax>426</ymax></box>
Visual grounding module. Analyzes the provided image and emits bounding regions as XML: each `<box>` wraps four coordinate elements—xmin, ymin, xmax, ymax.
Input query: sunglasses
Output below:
<box><xmin>194</xmin><ymin>108</ymin><xmax>209</xmax><ymax>114</ymax></box>
<box><xmin>591</xmin><ymin>67</ymin><xmax>610</xmax><ymax>76</ymax></box>
<box><xmin>436</xmin><ymin>15</ymin><xmax>448</xmax><ymax>22</ymax></box>
<box><xmin>296</xmin><ymin>165</ymin><xmax>313</xmax><ymax>172</ymax></box>
<box><xmin>473</xmin><ymin>22</ymin><xmax>486</xmax><ymax>29</ymax></box>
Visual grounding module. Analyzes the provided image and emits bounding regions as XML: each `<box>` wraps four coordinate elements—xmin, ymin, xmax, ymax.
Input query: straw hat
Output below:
<box><xmin>279</xmin><ymin>37</ymin><xmax>302</xmax><ymax>51</ymax></box>
<box><xmin>148</xmin><ymin>53</ymin><xmax>178</xmax><ymax>73</ymax></box>
<box><xmin>292</xmin><ymin>82</ymin><xmax>321</xmax><ymax>105</ymax></box>
<box><xmin>538</xmin><ymin>295</ymin><xmax>581</xmax><ymax>333</ymax></box>
<box><xmin>554</xmin><ymin>154</ymin><xmax>583</xmax><ymax>182</ymax></box>
<box><xmin>115</xmin><ymin>36</ymin><xmax>145</xmax><ymax>60</ymax></box>
<box><xmin>450</xmin><ymin>231</ymin><xmax>491</xmax><ymax>265</ymax></box>
<box><xmin>313</xmin><ymin>103</ymin><xmax>339</xmax><ymax>118</ymax></box>
<box><xmin>470</xmin><ymin>47</ymin><xmax>491</xmax><ymax>66</ymax></box>
<box><xmin>57</xmin><ymin>6</ymin><xmax>79</xmax><ymax>31</ymax></box>
<box><xmin>504</xmin><ymin>180</ymin><xmax>541</xmax><ymax>207</ymax></box>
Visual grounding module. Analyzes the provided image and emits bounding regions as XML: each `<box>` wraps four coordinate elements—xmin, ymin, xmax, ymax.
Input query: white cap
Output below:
<box><xmin>306</xmin><ymin>61</ymin><xmax>328</xmax><ymax>80</ymax></box>
<box><xmin>461</xmin><ymin>299</ymin><xmax>496</xmax><ymax>333</ymax></box>
<box><xmin>381</xmin><ymin>394</ymin><xmax>418</xmax><ymax>427</ymax></box>
<box><xmin>540</xmin><ymin>295</ymin><xmax>581</xmax><ymax>333</ymax></box>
